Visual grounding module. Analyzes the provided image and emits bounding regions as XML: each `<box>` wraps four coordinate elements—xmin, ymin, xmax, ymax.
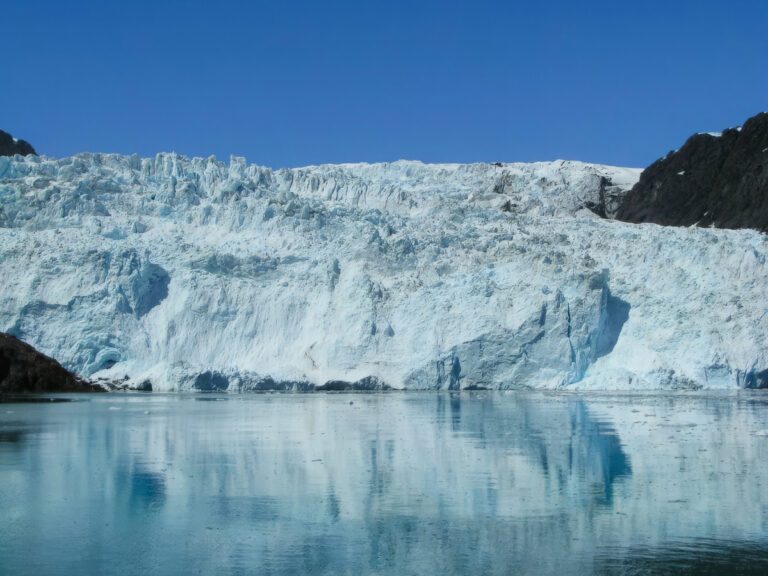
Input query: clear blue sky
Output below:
<box><xmin>3</xmin><ymin>0</ymin><xmax>767</xmax><ymax>168</ymax></box>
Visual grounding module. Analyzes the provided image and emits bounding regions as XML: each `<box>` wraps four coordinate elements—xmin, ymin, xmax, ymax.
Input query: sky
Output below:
<box><xmin>3</xmin><ymin>0</ymin><xmax>767</xmax><ymax>168</ymax></box>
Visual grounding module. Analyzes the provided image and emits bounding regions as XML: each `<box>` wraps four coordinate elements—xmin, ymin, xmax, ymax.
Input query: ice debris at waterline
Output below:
<box><xmin>0</xmin><ymin>153</ymin><xmax>766</xmax><ymax>391</ymax></box>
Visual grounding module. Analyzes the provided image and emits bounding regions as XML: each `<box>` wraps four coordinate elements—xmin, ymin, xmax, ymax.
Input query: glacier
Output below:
<box><xmin>0</xmin><ymin>152</ymin><xmax>766</xmax><ymax>391</ymax></box>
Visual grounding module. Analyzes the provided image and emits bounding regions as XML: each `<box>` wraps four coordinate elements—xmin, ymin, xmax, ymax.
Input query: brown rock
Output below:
<box><xmin>0</xmin><ymin>333</ymin><xmax>103</xmax><ymax>393</ymax></box>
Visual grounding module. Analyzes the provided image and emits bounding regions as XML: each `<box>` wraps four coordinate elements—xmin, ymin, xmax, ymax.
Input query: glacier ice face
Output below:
<box><xmin>0</xmin><ymin>153</ymin><xmax>766</xmax><ymax>390</ymax></box>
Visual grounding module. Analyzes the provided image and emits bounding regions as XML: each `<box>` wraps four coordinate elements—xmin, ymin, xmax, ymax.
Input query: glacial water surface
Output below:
<box><xmin>1</xmin><ymin>392</ymin><xmax>768</xmax><ymax>575</ymax></box>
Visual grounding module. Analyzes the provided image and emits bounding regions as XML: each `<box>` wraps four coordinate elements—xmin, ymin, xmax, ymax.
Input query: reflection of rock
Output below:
<box><xmin>0</xmin><ymin>333</ymin><xmax>102</xmax><ymax>393</ymax></box>
<box><xmin>0</xmin><ymin>429</ymin><xmax>24</xmax><ymax>444</ymax></box>
<box><xmin>597</xmin><ymin>539</ymin><xmax>768</xmax><ymax>574</ymax></box>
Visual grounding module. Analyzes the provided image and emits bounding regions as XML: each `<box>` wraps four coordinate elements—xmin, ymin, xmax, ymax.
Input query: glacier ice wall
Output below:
<box><xmin>0</xmin><ymin>153</ymin><xmax>766</xmax><ymax>390</ymax></box>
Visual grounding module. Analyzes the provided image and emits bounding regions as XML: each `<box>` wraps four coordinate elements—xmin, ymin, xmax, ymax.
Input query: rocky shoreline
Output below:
<box><xmin>0</xmin><ymin>333</ymin><xmax>103</xmax><ymax>394</ymax></box>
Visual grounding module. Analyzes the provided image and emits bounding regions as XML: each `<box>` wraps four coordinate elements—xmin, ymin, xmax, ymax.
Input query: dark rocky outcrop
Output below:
<box><xmin>0</xmin><ymin>333</ymin><xmax>103</xmax><ymax>393</ymax></box>
<box><xmin>316</xmin><ymin>376</ymin><xmax>390</xmax><ymax>391</ymax></box>
<box><xmin>616</xmin><ymin>112</ymin><xmax>768</xmax><ymax>231</ymax></box>
<box><xmin>585</xmin><ymin>176</ymin><xmax>632</xmax><ymax>219</ymax></box>
<box><xmin>134</xmin><ymin>379</ymin><xmax>153</xmax><ymax>392</ymax></box>
<box><xmin>192</xmin><ymin>370</ymin><xmax>230</xmax><ymax>391</ymax></box>
<box><xmin>186</xmin><ymin>371</ymin><xmax>390</xmax><ymax>392</ymax></box>
<box><xmin>94</xmin><ymin>375</ymin><xmax>153</xmax><ymax>392</ymax></box>
<box><xmin>0</xmin><ymin>130</ymin><xmax>36</xmax><ymax>157</ymax></box>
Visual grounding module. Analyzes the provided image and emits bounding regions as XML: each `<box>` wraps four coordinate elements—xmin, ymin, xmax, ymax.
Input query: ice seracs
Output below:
<box><xmin>0</xmin><ymin>152</ymin><xmax>766</xmax><ymax>390</ymax></box>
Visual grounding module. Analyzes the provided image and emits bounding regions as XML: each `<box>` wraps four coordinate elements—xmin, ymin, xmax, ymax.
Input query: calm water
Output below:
<box><xmin>1</xmin><ymin>392</ymin><xmax>768</xmax><ymax>575</ymax></box>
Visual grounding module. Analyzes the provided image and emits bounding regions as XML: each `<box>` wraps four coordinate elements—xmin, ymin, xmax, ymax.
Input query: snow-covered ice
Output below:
<box><xmin>0</xmin><ymin>153</ymin><xmax>766</xmax><ymax>390</ymax></box>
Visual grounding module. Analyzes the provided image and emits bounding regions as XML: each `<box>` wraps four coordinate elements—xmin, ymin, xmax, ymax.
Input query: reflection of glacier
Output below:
<box><xmin>2</xmin><ymin>394</ymin><xmax>768</xmax><ymax>575</ymax></box>
<box><xmin>434</xmin><ymin>394</ymin><xmax>631</xmax><ymax>505</ymax></box>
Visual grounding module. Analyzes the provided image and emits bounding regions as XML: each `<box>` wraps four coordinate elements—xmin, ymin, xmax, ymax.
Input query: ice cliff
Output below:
<box><xmin>0</xmin><ymin>152</ymin><xmax>766</xmax><ymax>390</ymax></box>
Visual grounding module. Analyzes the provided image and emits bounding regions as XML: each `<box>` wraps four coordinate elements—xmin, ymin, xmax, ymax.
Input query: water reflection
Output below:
<box><xmin>122</xmin><ymin>466</ymin><xmax>166</xmax><ymax>510</ymax></box>
<box><xmin>597</xmin><ymin>538</ymin><xmax>768</xmax><ymax>575</ymax></box>
<box><xmin>0</xmin><ymin>426</ymin><xmax>25</xmax><ymax>445</ymax></box>
<box><xmin>0</xmin><ymin>392</ymin><xmax>767</xmax><ymax>575</ymax></box>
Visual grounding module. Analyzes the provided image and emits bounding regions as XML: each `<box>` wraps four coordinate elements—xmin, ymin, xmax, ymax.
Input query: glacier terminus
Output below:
<box><xmin>0</xmin><ymin>153</ymin><xmax>766</xmax><ymax>391</ymax></box>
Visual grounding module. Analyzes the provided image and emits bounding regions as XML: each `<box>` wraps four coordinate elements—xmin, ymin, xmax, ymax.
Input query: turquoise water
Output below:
<box><xmin>1</xmin><ymin>392</ymin><xmax>768</xmax><ymax>575</ymax></box>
